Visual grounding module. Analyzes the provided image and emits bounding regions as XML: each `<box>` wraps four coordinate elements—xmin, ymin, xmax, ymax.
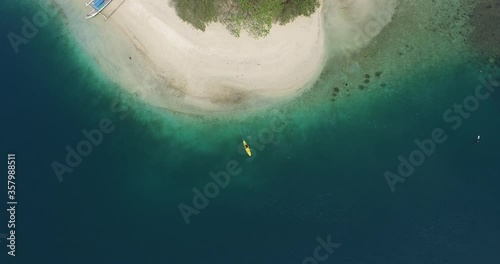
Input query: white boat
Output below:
<box><xmin>86</xmin><ymin>0</ymin><xmax>113</xmax><ymax>19</ymax></box>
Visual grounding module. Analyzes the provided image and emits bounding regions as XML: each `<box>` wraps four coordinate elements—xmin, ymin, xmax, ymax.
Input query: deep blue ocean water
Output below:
<box><xmin>1</xmin><ymin>1</ymin><xmax>500</xmax><ymax>264</ymax></box>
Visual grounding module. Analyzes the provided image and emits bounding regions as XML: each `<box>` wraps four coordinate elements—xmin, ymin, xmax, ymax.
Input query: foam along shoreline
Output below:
<box><xmin>54</xmin><ymin>0</ymin><xmax>396</xmax><ymax>114</ymax></box>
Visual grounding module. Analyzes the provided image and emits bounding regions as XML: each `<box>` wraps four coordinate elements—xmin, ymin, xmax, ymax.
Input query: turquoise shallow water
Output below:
<box><xmin>1</xmin><ymin>1</ymin><xmax>500</xmax><ymax>263</ymax></box>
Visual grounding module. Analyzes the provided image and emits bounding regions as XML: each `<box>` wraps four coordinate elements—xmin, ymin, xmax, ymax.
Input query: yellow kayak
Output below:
<box><xmin>243</xmin><ymin>140</ymin><xmax>252</xmax><ymax>157</ymax></box>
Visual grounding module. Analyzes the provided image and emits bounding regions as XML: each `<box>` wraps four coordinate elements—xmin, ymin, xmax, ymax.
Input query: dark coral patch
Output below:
<box><xmin>375</xmin><ymin>71</ymin><xmax>383</xmax><ymax>77</ymax></box>
<box><xmin>364</xmin><ymin>79</ymin><xmax>370</xmax><ymax>83</ymax></box>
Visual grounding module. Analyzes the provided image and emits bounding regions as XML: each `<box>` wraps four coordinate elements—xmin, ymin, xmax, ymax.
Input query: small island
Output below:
<box><xmin>67</xmin><ymin>0</ymin><xmax>397</xmax><ymax>114</ymax></box>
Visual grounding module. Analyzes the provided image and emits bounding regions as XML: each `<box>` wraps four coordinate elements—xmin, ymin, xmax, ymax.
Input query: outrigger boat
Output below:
<box><xmin>85</xmin><ymin>0</ymin><xmax>113</xmax><ymax>19</ymax></box>
<box><xmin>243</xmin><ymin>140</ymin><xmax>252</xmax><ymax>157</ymax></box>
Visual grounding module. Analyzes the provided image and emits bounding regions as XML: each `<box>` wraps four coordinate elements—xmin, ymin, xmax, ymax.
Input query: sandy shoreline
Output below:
<box><xmin>119</xmin><ymin>0</ymin><xmax>325</xmax><ymax>111</ymax></box>
<box><xmin>54</xmin><ymin>0</ymin><xmax>396</xmax><ymax>115</ymax></box>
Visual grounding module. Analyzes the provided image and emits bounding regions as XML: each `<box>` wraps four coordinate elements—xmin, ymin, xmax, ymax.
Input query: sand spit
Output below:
<box><xmin>53</xmin><ymin>0</ymin><xmax>396</xmax><ymax>115</ymax></box>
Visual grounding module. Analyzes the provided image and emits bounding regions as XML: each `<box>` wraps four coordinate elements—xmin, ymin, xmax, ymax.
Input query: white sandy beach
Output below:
<box><xmin>57</xmin><ymin>0</ymin><xmax>396</xmax><ymax>114</ymax></box>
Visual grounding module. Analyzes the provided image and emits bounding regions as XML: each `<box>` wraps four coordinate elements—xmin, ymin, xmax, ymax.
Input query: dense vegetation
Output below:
<box><xmin>170</xmin><ymin>0</ymin><xmax>320</xmax><ymax>37</ymax></box>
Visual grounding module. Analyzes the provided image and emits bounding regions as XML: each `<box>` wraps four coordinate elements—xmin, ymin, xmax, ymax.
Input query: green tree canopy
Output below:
<box><xmin>170</xmin><ymin>0</ymin><xmax>320</xmax><ymax>37</ymax></box>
